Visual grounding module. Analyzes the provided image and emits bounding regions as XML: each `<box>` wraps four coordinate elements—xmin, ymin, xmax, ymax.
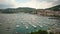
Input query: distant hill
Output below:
<box><xmin>46</xmin><ymin>5</ymin><xmax>60</xmax><ymax>11</ymax></box>
<box><xmin>0</xmin><ymin>5</ymin><xmax>60</xmax><ymax>14</ymax></box>
<box><xmin>0</xmin><ymin>7</ymin><xmax>36</xmax><ymax>13</ymax></box>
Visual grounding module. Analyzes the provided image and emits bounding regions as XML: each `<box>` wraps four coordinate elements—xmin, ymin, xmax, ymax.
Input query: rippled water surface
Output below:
<box><xmin>0</xmin><ymin>13</ymin><xmax>59</xmax><ymax>34</ymax></box>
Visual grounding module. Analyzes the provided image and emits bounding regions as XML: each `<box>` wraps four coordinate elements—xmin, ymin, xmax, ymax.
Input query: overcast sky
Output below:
<box><xmin>0</xmin><ymin>0</ymin><xmax>60</xmax><ymax>9</ymax></box>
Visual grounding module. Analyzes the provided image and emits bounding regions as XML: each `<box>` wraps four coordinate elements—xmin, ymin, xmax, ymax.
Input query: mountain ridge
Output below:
<box><xmin>46</xmin><ymin>5</ymin><xmax>60</xmax><ymax>11</ymax></box>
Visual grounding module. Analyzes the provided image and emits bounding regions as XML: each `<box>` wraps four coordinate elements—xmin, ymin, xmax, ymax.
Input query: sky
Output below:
<box><xmin>0</xmin><ymin>0</ymin><xmax>60</xmax><ymax>9</ymax></box>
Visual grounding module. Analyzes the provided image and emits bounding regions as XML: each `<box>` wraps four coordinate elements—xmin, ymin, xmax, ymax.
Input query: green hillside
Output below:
<box><xmin>0</xmin><ymin>7</ymin><xmax>36</xmax><ymax>13</ymax></box>
<box><xmin>46</xmin><ymin>5</ymin><xmax>60</xmax><ymax>11</ymax></box>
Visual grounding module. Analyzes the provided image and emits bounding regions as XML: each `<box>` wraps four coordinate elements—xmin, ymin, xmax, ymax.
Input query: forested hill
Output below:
<box><xmin>0</xmin><ymin>7</ymin><xmax>36</xmax><ymax>13</ymax></box>
<box><xmin>46</xmin><ymin>5</ymin><xmax>60</xmax><ymax>11</ymax></box>
<box><xmin>0</xmin><ymin>5</ymin><xmax>60</xmax><ymax>14</ymax></box>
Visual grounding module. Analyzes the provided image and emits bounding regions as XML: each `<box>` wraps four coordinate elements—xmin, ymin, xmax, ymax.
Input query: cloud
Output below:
<box><xmin>16</xmin><ymin>0</ymin><xmax>59</xmax><ymax>9</ymax></box>
<box><xmin>0</xmin><ymin>0</ymin><xmax>60</xmax><ymax>9</ymax></box>
<box><xmin>0</xmin><ymin>0</ymin><xmax>17</xmax><ymax>9</ymax></box>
